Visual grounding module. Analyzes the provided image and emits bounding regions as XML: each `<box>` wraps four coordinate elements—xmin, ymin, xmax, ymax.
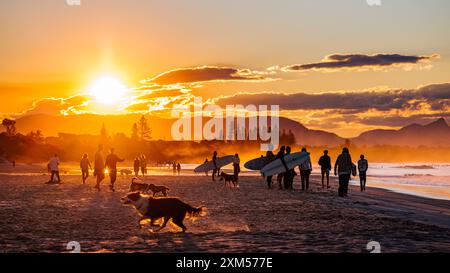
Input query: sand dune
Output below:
<box><xmin>0</xmin><ymin>167</ymin><xmax>448</xmax><ymax>253</ymax></box>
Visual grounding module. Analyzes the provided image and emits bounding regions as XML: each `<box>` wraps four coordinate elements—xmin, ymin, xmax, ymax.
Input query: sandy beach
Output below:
<box><xmin>0</xmin><ymin>164</ymin><xmax>449</xmax><ymax>253</ymax></box>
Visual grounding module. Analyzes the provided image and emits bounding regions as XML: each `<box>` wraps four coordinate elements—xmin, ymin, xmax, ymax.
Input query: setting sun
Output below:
<box><xmin>88</xmin><ymin>76</ymin><xmax>127</xmax><ymax>105</ymax></box>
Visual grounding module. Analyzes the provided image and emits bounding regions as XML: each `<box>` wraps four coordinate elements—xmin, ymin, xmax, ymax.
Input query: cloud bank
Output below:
<box><xmin>145</xmin><ymin>66</ymin><xmax>269</xmax><ymax>85</ymax></box>
<box><xmin>282</xmin><ymin>53</ymin><xmax>438</xmax><ymax>72</ymax></box>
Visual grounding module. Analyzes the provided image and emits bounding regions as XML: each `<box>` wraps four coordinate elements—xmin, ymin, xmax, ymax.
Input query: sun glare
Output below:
<box><xmin>89</xmin><ymin>75</ymin><xmax>127</xmax><ymax>105</ymax></box>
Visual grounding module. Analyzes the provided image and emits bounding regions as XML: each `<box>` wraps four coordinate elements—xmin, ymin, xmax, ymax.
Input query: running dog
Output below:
<box><xmin>121</xmin><ymin>191</ymin><xmax>205</xmax><ymax>232</ymax></box>
<box><xmin>130</xmin><ymin>178</ymin><xmax>170</xmax><ymax>197</ymax></box>
<box><xmin>219</xmin><ymin>171</ymin><xmax>238</xmax><ymax>187</ymax></box>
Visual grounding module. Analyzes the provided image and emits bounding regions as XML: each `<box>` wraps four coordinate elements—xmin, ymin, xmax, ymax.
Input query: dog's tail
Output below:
<box><xmin>189</xmin><ymin>206</ymin><xmax>207</xmax><ymax>217</ymax></box>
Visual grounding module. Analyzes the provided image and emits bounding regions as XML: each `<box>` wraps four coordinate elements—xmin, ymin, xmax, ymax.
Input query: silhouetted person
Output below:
<box><xmin>276</xmin><ymin>146</ymin><xmax>287</xmax><ymax>189</ymax></box>
<box><xmin>80</xmin><ymin>153</ymin><xmax>91</xmax><ymax>184</ymax></box>
<box><xmin>140</xmin><ymin>154</ymin><xmax>147</xmax><ymax>176</ymax></box>
<box><xmin>358</xmin><ymin>154</ymin><xmax>368</xmax><ymax>192</ymax></box>
<box><xmin>177</xmin><ymin>163</ymin><xmax>181</xmax><ymax>175</ymax></box>
<box><xmin>94</xmin><ymin>144</ymin><xmax>105</xmax><ymax>191</ymax></box>
<box><xmin>204</xmin><ymin>158</ymin><xmax>209</xmax><ymax>176</ymax></box>
<box><xmin>212</xmin><ymin>151</ymin><xmax>219</xmax><ymax>181</ymax></box>
<box><xmin>105</xmin><ymin>148</ymin><xmax>124</xmax><ymax>192</ymax></box>
<box><xmin>265</xmin><ymin>151</ymin><xmax>275</xmax><ymax>189</ymax></box>
<box><xmin>284</xmin><ymin>146</ymin><xmax>295</xmax><ymax>190</ymax></box>
<box><xmin>318</xmin><ymin>150</ymin><xmax>332</xmax><ymax>188</ymax></box>
<box><xmin>173</xmin><ymin>162</ymin><xmax>177</xmax><ymax>175</ymax></box>
<box><xmin>334</xmin><ymin>147</ymin><xmax>353</xmax><ymax>197</ymax></box>
<box><xmin>133</xmin><ymin>156</ymin><xmax>140</xmax><ymax>177</ymax></box>
<box><xmin>299</xmin><ymin>147</ymin><xmax>312</xmax><ymax>191</ymax></box>
<box><xmin>47</xmin><ymin>153</ymin><xmax>61</xmax><ymax>184</ymax></box>
<box><xmin>233</xmin><ymin>153</ymin><xmax>241</xmax><ymax>186</ymax></box>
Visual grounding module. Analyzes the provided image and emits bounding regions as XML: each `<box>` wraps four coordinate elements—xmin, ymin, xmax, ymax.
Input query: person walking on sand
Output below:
<box><xmin>204</xmin><ymin>158</ymin><xmax>209</xmax><ymax>176</ymax></box>
<box><xmin>140</xmin><ymin>154</ymin><xmax>147</xmax><ymax>176</ymax></box>
<box><xmin>276</xmin><ymin>146</ymin><xmax>287</xmax><ymax>190</ymax></box>
<box><xmin>265</xmin><ymin>151</ymin><xmax>276</xmax><ymax>189</ymax></box>
<box><xmin>334</xmin><ymin>147</ymin><xmax>353</xmax><ymax>197</ymax></box>
<box><xmin>233</xmin><ymin>153</ymin><xmax>241</xmax><ymax>186</ymax></box>
<box><xmin>80</xmin><ymin>153</ymin><xmax>91</xmax><ymax>184</ymax></box>
<box><xmin>47</xmin><ymin>153</ymin><xmax>61</xmax><ymax>184</ymax></box>
<box><xmin>105</xmin><ymin>148</ymin><xmax>125</xmax><ymax>192</ymax></box>
<box><xmin>318</xmin><ymin>150</ymin><xmax>332</xmax><ymax>188</ymax></box>
<box><xmin>358</xmin><ymin>155</ymin><xmax>368</xmax><ymax>192</ymax></box>
<box><xmin>94</xmin><ymin>144</ymin><xmax>105</xmax><ymax>191</ymax></box>
<box><xmin>212</xmin><ymin>151</ymin><xmax>219</xmax><ymax>181</ymax></box>
<box><xmin>172</xmin><ymin>162</ymin><xmax>177</xmax><ymax>175</ymax></box>
<box><xmin>133</xmin><ymin>156</ymin><xmax>140</xmax><ymax>177</ymax></box>
<box><xmin>177</xmin><ymin>163</ymin><xmax>181</xmax><ymax>175</ymax></box>
<box><xmin>299</xmin><ymin>147</ymin><xmax>312</xmax><ymax>191</ymax></box>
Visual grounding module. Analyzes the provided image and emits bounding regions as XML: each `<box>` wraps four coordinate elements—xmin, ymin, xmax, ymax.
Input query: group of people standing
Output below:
<box><xmin>133</xmin><ymin>154</ymin><xmax>148</xmax><ymax>177</ymax></box>
<box><xmin>47</xmin><ymin>144</ymin><xmax>369</xmax><ymax>196</ymax></box>
<box><xmin>78</xmin><ymin>144</ymin><xmax>124</xmax><ymax>192</ymax></box>
<box><xmin>264</xmin><ymin>146</ymin><xmax>369</xmax><ymax>197</ymax></box>
<box><xmin>265</xmin><ymin>146</ymin><xmax>313</xmax><ymax>191</ymax></box>
<box><xmin>318</xmin><ymin>148</ymin><xmax>368</xmax><ymax>196</ymax></box>
<box><xmin>172</xmin><ymin>162</ymin><xmax>181</xmax><ymax>175</ymax></box>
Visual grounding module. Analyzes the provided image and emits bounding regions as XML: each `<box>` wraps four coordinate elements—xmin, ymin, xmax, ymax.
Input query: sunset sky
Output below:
<box><xmin>1</xmin><ymin>0</ymin><xmax>449</xmax><ymax>137</ymax></box>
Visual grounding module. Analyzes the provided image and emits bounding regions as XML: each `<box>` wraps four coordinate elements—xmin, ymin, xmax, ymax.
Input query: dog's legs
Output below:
<box><xmin>150</xmin><ymin>218</ymin><xmax>161</xmax><ymax>227</ymax></box>
<box><xmin>172</xmin><ymin>216</ymin><xmax>187</xmax><ymax>233</ymax></box>
<box><xmin>154</xmin><ymin>217</ymin><xmax>170</xmax><ymax>232</ymax></box>
<box><xmin>138</xmin><ymin>216</ymin><xmax>149</xmax><ymax>229</ymax></box>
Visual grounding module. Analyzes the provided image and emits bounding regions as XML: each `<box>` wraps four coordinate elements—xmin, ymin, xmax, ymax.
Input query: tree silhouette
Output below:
<box><xmin>100</xmin><ymin>123</ymin><xmax>109</xmax><ymax>144</ymax></box>
<box><xmin>137</xmin><ymin>115</ymin><xmax>152</xmax><ymax>141</ymax></box>
<box><xmin>27</xmin><ymin>130</ymin><xmax>44</xmax><ymax>144</ymax></box>
<box><xmin>2</xmin><ymin>119</ymin><xmax>16</xmax><ymax>136</ymax></box>
<box><xmin>131</xmin><ymin>123</ymin><xmax>139</xmax><ymax>140</ymax></box>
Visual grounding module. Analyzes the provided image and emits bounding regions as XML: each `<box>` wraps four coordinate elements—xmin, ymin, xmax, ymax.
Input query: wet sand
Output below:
<box><xmin>0</xmin><ymin>166</ymin><xmax>449</xmax><ymax>253</ymax></box>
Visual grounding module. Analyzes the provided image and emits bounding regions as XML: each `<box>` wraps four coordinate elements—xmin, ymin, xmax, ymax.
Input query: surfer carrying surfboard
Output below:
<box><xmin>233</xmin><ymin>153</ymin><xmax>241</xmax><ymax>185</ymax></box>
<box><xmin>212</xmin><ymin>151</ymin><xmax>219</xmax><ymax>181</ymax></box>
<box><xmin>284</xmin><ymin>146</ymin><xmax>296</xmax><ymax>190</ymax></box>
<box><xmin>275</xmin><ymin>146</ymin><xmax>288</xmax><ymax>189</ymax></box>
<box><xmin>265</xmin><ymin>151</ymin><xmax>276</xmax><ymax>189</ymax></box>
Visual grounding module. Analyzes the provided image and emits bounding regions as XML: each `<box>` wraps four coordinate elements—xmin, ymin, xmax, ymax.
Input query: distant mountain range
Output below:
<box><xmin>350</xmin><ymin>118</ymin><xmax>450</xmax><ymax>147</ymax></box>
<box><xmin>8</xmin><ymin>114</ymin><xmax>450</xmax><ymax>147</ymax></box>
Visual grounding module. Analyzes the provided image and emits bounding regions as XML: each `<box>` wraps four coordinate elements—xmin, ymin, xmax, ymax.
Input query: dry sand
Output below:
<box><xmin>0</xmin><ymin>165</ymin><xmax>449</xmax><ymax>253</ymax></box>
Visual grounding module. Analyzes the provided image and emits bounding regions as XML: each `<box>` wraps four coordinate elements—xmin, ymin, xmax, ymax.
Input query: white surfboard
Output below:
<box><xmin>194</xmin><ymin>155</ymin><xmax>235</xmax><ymax>173</ymax></box>
<box><xmin>260</xmin><ymin>152</ymin><xmax>310</xmax><ymax>177</ymax></box>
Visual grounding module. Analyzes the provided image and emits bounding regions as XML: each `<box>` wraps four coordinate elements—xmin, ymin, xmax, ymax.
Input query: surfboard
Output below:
<box><xmin>194</xmin><ymin>155</ymin><xmax>235</xmax><ymax>173</ymax></box>
<box><xmin>244</xmin><ymin>156</ymin><xmax>274</xmax><ymax>171</ymax></box>
<box><xmin>260</xmin><ymin>152</ymin><xmax>310</xmax><ymax>177</ymax></box>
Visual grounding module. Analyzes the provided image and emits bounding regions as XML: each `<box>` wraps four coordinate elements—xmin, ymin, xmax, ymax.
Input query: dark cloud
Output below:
<box><xmin>214</xmin><ymin>83</ymin><xmax>450</xmax><ymax>112</ymax></box>
<box><xmin>146</xmin><ymin>66</ymin><xmax>267</xmax><ymax>85</ymax></box>
<box><xmin>283</xmin><ymin>53</ymin><xmax>437</xmax><ymax>71</ymax></box>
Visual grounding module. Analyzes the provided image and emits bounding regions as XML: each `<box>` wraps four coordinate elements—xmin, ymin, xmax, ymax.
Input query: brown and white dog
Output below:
<box><xmin>130</xmin><ymin>178</ymin><xmax>170</xmax><ymax>197</ymax></box>
<box><xmin>121</xmin><ymin>191</ymin><xmax>205</xmax><ymax>232</ymax></box>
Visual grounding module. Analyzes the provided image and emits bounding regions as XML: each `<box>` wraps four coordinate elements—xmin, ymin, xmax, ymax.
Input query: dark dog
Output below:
<box><xmin>121</xmin><ymin>191</ymin><xmax>205</xmax><ymax>232</ymax></box>
<box><xmin>130</xmin><ymin>178</ymin><xmax>170</xmax><ymax>197</ymax></box>
<box><xmin>219</xmin><ymin>171</ymin><xmax>238</xmax><ymax>187</ymax></box>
